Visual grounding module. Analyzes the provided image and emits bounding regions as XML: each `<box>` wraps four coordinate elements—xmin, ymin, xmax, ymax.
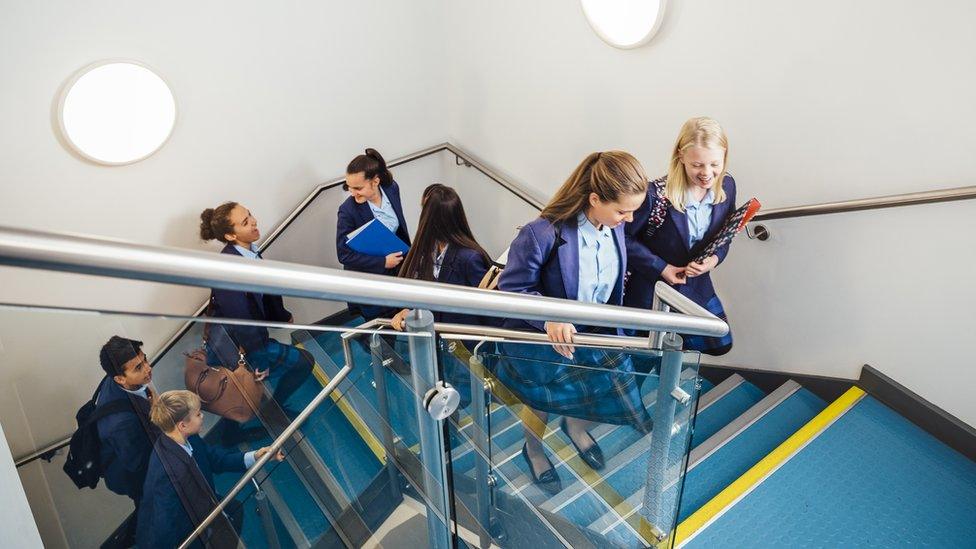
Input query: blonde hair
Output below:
<box><xmin>666</xmin><ymin>117</ymin><xmax>729</xmax><ymax>212</ymax></box>
<box><xmin>541</xmin><ymin>151</ymin><xmax>648</xmax><ymax>223</ymax></box>
<box><xmin>150</xmin><ymin>390</ymin><xmax>201</xmax><ymax>433</ymax></box>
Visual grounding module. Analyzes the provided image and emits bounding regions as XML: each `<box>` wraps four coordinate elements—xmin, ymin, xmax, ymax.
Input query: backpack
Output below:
<box><xmin>63</xmin><ymin>382</ymin><xmax>134</xmax><ymax>489</ymax></box>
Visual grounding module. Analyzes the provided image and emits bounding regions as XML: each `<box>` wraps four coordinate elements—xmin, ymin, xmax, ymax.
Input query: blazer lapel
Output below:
<box><xmin>438</xmin><ymin>245</ymin><xmax>459</xmax><ymax>282</ymax></box>
<box><xmin>612</xmin><ymin>224</ymin><xmax>627</xmax><ymax>301</ymax></box>
<box><xmin>556</xmin><ymin>221</ymin><xmax>579</xmax><ymax>301</ymax></box>
<box><xmin>222</xmin><ymin>244</ymin><xmax>265</xmax><ymax>316</ymax></box>
<box><xmin>705</xmin><ymin>198</ymin><xmax>729</xmax><ymax>238</ymax></box>
<box><xmin>669</xmin><ymin>207</ymin><xmax>692</xmax><ymax>251</ymax></box>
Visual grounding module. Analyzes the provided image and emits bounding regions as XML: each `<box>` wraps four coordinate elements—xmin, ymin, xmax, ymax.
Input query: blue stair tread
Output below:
<box><xmin>285</xmin><ymin>368</ymin><xmax>383</xmax><ymax>497</ymax></box>
<box><xmin>691</xmin><ymin>381</ymin><xmax>765</xmax><ymax>448</ymax></box>
<box><xmin>213</xmin><ymin>456</ymin><xmax>319</xmax><ymax>547</ymax></box>
<box><xmin>687</xmin><ymin>395</ymin><xmax>976</xmax><ymax>548</ymax></box>
<box><xmin>679</xmin><ymin>388</ymin><xmax>826</xmax><ymax>522</ymax></box>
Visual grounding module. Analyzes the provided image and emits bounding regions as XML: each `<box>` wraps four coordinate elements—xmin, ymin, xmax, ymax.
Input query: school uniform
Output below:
<box><xmin>624</xmin><ymin>175</ymin><xmax>737</xmax><ymax>354</ymax></box>
<box><xmin>425</xmin><ymin>244</ymin><xmax>500</xmax><ymax>406</ymax></box>
<box><xmin>94</xmin><ymin>377</ymin><xmax>158</xmax><ymax>546</ymax></box>
<box><xmin>431</xmin><ymin>245</ymin><xmax>498</xmax><ymax>327</ymax></box>
<box><xmin>336</xmin><ymin>181</ymin><xmax>412</xmax><ymax>320</ymax></box>
<box><xmin>207</xmin><ymin>243</ymin><xmax>313</xmax><ymax>409</ymax></box>
<box><xmin>495</xmin><ymin>214</ymin><xmax>649</xmax><ymax>427</ymax></box>
<box><xmin>136</xmin><ymin>434</ymin><xmax>253</xmax><ymax>549</ymax></box>
<box><xmin>96</xmin><ymin>377</ymin><xmax>156</xmax><ymax>501</ymax></box>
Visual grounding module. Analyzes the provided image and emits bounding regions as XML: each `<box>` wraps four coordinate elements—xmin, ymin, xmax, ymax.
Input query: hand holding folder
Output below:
<box><xmin>346</xmin><ymin>219</ymin><xmax>410</xmax><ymax>257</ymax></box>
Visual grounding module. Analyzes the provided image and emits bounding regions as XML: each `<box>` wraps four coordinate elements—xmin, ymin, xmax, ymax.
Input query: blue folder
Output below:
<box><xmin>346</xmin><ymin>219</ymin><xmax>410</xmax><ymax>257</ymax></box>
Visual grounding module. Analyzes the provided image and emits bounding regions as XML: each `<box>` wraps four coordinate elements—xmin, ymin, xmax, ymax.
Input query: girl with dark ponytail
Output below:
<box><xmin>336</xmin><ymin>148</ymin><xmax>412</xmax><ymax>320</ymax></box>
<box><xmin>198</xmin><ymin>203</ymin><xmax>313</xmax><ymax>435</ymax></box>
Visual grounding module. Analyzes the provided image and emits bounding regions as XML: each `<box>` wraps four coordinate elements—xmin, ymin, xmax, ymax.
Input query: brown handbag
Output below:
<box><xmin>183</xmin><ymin>349</ymin><xmax>263</xmax><ymax>423</ymax></box>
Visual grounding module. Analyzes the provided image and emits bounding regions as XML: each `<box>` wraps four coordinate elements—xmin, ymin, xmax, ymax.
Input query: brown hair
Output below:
<box><xmin>150</xmin><ymin>390</ymin><xmax>201</xmax><ymax>433</ymax></box>
<box><xmin>346</xmin><ymin>148</ymin><xmax>393</xmax><ymax>187</ymax></box>
<box><xmin>199</xmin><ymin>202</ymin><xmax>239</xmax><ymax>243</ymax></box>
<box><xmin>666</xmin><ymin>117</ymin><xmax>729</xmax><ymax>212</ymax></box>
<box><xmin>540</xmin><ymin>151</ymin><xmax>648</xmax><ymax>223</ymax></box>
<box><xmin>399</xmin><ymin>184</ymin><xmax>491</xmax><ymax>281</ymax></box>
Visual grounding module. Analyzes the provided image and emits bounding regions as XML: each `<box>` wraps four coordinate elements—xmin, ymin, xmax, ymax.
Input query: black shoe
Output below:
<box><xmin>560</xmin><ymin>419</ymin><xmax>605</xmax><ymax>470</ymax></box>
<box><xmin>521</xmin><ymin>444</ymin><xmax>561</xmax><ymax>496</ymax></box>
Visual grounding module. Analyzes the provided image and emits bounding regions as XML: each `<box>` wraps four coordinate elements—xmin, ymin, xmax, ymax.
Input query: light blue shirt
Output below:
<box><xmin>685</xmin><ymin>189</ymin><xmax>715</xmax><ymax>248</ymax></box>
<box><xmin>233</xmin><ymin>243</ymin><xmax>260</xmax><ymax>260</ymax></box>
<box><xmin>367</xmin><ymin>188</ymin><xmax>399</xmax><ymax>234</ymax></box>
<box><xmin>178</xmin><ymin>439</ymin><xmax>257</xmax><ymax>469</ymax></box>
<box><xmin>576</xmin><ymin>212</ymin><xmax>619</xmax><ymax>304</ymax></box>
<box><xmin>120</xmin><ymin>384</ymin><xmax>150</xmax><ymax>399</ymax></box>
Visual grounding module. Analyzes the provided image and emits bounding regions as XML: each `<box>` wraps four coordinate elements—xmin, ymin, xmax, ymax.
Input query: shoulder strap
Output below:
<box><xmin>85</xmin><ymin>398</ymin><xmax>134</xmax><ymax>427</ymax></box>
<box><xmin>645</xmin><ymin>177</ymin><xmax>670</xmax><ymax>239</ymax></box>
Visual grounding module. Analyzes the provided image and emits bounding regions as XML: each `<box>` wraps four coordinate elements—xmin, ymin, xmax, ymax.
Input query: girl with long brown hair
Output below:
<box><xmin>495</xmin><ymin>151</ymin><xmax>651</xmax><ymax>494</ymax></box>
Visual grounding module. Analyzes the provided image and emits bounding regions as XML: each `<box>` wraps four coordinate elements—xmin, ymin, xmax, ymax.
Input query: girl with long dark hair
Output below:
<box><xmin>390</xmin><ymin>183</ymin><xmax>494</xmax><ymax>330</ymax></box>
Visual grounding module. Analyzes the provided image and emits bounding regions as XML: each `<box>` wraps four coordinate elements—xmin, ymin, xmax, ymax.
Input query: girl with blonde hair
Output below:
<box><xmin>624</xmin><ymin>117</ymin><xmax>737</xmax><ymax>354</ymax></box>
<box><xmin>496</xmin><ymin>151</ymin><xmax>651</xmax><ymax>494</ymax></box>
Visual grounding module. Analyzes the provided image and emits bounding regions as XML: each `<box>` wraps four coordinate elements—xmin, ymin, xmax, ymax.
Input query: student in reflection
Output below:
<box><xmin>336</xmin><ymin>148</ymin><xmax>412</xmax><ymax>320</ymax></box>
<box><xmin>496</xmin><ymin>151</ymin><xmax>651</xmax><ymax>495</ymax></box>
<box><xmin>624</xmin><ymin>117</ymin><xmax>736</xmax><ymax>355</ymax></box>
<box><xmin>199</xmin><ymin>203</ymin><xmax>314</xmax><ymax>439</ymax></box>
<box><xmin>137</xmin><ymin>390</ymin><xmax>283</xmax><ymax>549</ymax></box>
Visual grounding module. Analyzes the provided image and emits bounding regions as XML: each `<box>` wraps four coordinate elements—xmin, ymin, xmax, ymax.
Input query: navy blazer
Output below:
<box><xmin>336</xmin><ymin>181</ymin><xmax>412</xmax><ymax>275</ymax></box>
<box><xmin>433</xmin><ymin>245</ymin><xmax>501</xmax><ymax>327</ymax></box>
<box><xmin>498</xmin><ymin>216</ymin><xmax>627</xmax><ymax>334</ymax></box>
<box><xmin>137</xmin><ymin>434</ymin><xmax>246</xmax><ymax>549</ymax></box>
<box><xmin>95</xmin><ymin>377</ymin><xmax>157</xmax><ymax>499</ymax></box>
<box><xmin>624</xmin><ymin>175</ymin><xmax>737</xmax><ymax>310</ymax></box>
<box><xmin>209</xmin><ymin>243</ymin><xmax>292</xmax><ymax>358</ymax></box>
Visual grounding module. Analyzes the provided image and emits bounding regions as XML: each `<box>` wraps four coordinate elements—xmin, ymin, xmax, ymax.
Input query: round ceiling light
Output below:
<box><xmin>581</xmin><ymin>0</ymin><xmax>667</xmax><ymax>49</ymax></box>
<box><xmin>58</xmin><ymin>61</ymin><xmax>176</xmax><ymax>165</ymax></box>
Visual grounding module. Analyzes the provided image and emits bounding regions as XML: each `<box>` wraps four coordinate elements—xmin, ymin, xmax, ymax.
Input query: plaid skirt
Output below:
<box><xmin>681</xmin><ymin>295</ymin><xmax>733</xmax><ymax>356</ymax></box>
<box><xmin>492</xmin><ymin>342</ymin><xmax>651</xmax><ymax>427</ymax></box>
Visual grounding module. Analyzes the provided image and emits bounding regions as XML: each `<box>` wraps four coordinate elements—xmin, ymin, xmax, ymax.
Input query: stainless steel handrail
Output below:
<box><xmin>0</xmin><ymin>226</ymin><xmax>728</xmax><ymax>337</ymax></box>
<box><xmin>179</xmin><ymin>363</ymin><xmax>353</xmax><ymax>549</ymax></box>
<box><xmin>753</xmin><ymin>184</ymin><xmax>976</xmax><ymax>221</ymax></box>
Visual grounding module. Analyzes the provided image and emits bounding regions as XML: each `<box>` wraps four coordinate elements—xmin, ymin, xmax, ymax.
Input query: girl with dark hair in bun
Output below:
<box><xmin>198</xmin><ymin>203</ymin><xmax>313</xmax><ymax>433</ymax></box>
<box><xmin>336</xmin><ymin>148</ymin><xmax>412</xmax><ymax>320</ymax></box>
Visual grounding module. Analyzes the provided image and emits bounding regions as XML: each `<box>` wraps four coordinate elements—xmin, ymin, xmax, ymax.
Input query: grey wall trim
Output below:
<box><xmin>858</xmin><ymin>365</ymin><xmax>976</xmax><ymax>463</ymax></box>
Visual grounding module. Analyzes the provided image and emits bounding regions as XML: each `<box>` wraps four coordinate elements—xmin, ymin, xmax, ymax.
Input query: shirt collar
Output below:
<box><xmin>178</xmin><ymin>439</ymin><xmax>193</xmax><ymax>456</ymax></box>
<box><xmin>120</xmin><ymin>384</ymin><xmax>150</xmax><ymax>399</ymax></box>
<box><xmin>233</xmin><ymin>243</ymin><xmax>259</xmax><ymax>258</ymax></box>
<box><xmin>577</xmin><ymin>212</ymin><xmax>611</xmax><ymax>247</ymax></box>
<box><xmin>685</xmin><ymin>189</ymin><xmax>715</xmax><ymax>209</ymax></box>
<box><xmin>369</xmin><ymin>188</ymin><xmax>390</xmax><ymax>210</ymax></box>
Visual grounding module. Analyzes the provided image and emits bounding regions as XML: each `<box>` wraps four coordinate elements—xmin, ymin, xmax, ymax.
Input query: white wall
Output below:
<box><xmin>443</xmin><ymin>0</ymin><xmax>976</xmax><ymax>425</ymax></box>
<box><xmin>0</xmin><ymin>1</ymin><xmax>447</xmax><ymax>544</ymax></box>
<box><xmin>0</xmin><ymin>422</ymin><xmax>42</xmax><ymax>548</ymax></box>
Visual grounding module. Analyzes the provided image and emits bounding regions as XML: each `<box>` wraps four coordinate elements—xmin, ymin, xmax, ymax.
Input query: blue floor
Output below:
<box><xmin>687</xmin><ymin>395</ymin><xmax>976</xmax><ymax>548</ymax></box>
<box><xmin>679</xmin><ymin>388</ymin><xmax>826</xmax><ymax>522</ymax></box>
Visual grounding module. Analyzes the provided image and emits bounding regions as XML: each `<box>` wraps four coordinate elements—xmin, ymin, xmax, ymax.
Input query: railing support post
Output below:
<box><xmin>641</xmin><ymin>331</ymin><xmax>684</xmax><ymax>541</ymax></box>
<box><xmin>469</xmin><ymin>350</ymin><xmax>493</xmax><ymax>548</ymax></box>
<box><xmin>406</xmin><ymin>309</ymin><xmax>453</xmax><ymax>549</ymax></box>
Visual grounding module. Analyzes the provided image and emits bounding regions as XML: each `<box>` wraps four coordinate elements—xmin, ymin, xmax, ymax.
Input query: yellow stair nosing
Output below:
<box><xmin>670</xmin><ymin>386</ymin><xmax>866</xmax><ymax>547</ymax></box>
